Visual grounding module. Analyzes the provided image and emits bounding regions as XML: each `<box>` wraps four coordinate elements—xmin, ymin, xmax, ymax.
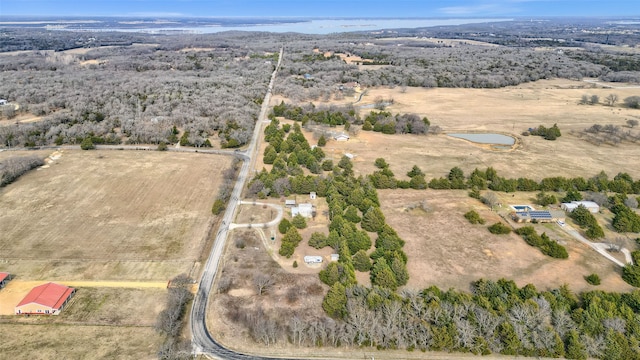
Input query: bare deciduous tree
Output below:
<box><xmin>605</xmin><ymin>93</ymin><xmax>618</xmax><ymax>106</ymax></box>
<box><xmin>253</xmin><ymin>273</ymin><xmax>275</xmax><ymax>296</ymax></box>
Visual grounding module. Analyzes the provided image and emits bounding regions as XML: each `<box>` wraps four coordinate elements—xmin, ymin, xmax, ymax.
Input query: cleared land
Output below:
<box><xmin>0</xmin><ymin>149</ymin><xmax>231</xmax><ymax>358</ymax></box>
<box><xmin>268</xmin><ymin>78</ymin><xmax>640</xmax><ymax>293</ymax></box>
<box><xmin>293</xmin><ymin>79</ymin><xmax>640</xmax><ymax>182</ymax></box>
<box><xmin>0</xmin><ymin>149</ymin><xmax>231</xmax><ymax>281</ymax></box>
<box><xmin>378</xmin><ymin>189</ymin><xmax>635</xmax><ymax>293</ymax></box>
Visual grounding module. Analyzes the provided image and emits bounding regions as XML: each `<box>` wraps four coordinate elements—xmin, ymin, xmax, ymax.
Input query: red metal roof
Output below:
<box><xmin>16</xmin><ymin>282</ymin><xmax>74</xmax><ymax>309</ymax></box>
<box><xmin>0</xmin><ymin>272</ymin><xmax>9</xmax><ymax>282</ymax></box>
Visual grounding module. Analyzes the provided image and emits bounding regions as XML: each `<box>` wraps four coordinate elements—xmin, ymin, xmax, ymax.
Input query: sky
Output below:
<box><xmin>0</xmin><ymin>0</ymin><xmax>638</xmax><ymax>18</ymax></box>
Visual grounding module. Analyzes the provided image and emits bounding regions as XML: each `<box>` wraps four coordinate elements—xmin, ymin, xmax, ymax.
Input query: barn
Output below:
<box><xmin>561</xmin><ymin>201</ymin><xmax>600</xmax><ymax>213</ymax></box>
<box><xmin>15</xmin><ymin>282</ymin><xmax>76</xmax><ymax>315</ymax></box>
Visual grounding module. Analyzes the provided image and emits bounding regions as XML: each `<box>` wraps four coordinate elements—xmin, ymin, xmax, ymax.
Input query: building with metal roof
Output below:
<box><xmin>15</xmin><ymin>282</ymin><xmax>75</xmax><ymax>315</ymax></box>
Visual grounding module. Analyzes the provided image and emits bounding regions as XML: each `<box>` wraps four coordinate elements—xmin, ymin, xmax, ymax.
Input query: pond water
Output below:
<box><xmin>448</xmin><ymin>133</ymin><xmax>515</xmax><ymax>145</ymax></box>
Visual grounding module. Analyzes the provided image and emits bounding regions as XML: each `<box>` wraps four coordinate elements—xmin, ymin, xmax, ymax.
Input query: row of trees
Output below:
<box><xmin>0</xmin><ymin>155</ymin><xmax>45</xmax><ymax>187</ymax></box>
<box><xmin>369</xmin><ymin>159</ymin><xmax>640</xmax><ymax>196</ymax></box>
<box><xmin>515</xmin><ymin>226</ymin><xmax>569</xmax><ymax>259</ymax></box>
<box><xmin>233</xmin><ymin>278</ymin><xmax>640</xmax><ymax>360</ymax></box>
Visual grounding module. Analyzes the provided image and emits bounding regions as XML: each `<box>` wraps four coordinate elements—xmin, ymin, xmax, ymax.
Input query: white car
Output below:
<box><xmin>557</xmin><ymin>221</ymin><xmax>566</xmax><ymax>227</ymax></box>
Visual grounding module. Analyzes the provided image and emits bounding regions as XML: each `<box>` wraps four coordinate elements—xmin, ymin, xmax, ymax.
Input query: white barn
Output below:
<box><xmin>561</xmin><ymin>201</ymin><xmax>600</xmax><ymax>213</ymax></box>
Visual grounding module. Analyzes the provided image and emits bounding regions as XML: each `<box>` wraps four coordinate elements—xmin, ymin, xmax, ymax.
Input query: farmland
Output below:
<box><xmin>0</xmin><ymin>149</ymin><xmax>232</xmax><ymax>358</ymax></box>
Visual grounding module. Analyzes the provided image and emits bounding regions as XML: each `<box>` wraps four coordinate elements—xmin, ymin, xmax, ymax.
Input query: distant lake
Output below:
<box><xmin>2</xmin><ymin>17</ymin><xmax>510</xmax><ymax>35</ymax></box>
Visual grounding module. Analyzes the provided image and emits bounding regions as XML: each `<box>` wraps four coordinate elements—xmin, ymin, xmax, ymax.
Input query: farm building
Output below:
<box><xmin>561</xmin><ymin>201</ymin><xmax>600</xmax><ymax>213</ymax></box>
<box><xmin>15</xmin><ymin>282</ymin><xmax>76</xmax><ymax>315</ymax></box>
<box><xmin>304</xmin><ymin>256</ymin><xmax>323</xmax><ymax>264</ymax></box>
<box><xmin>334</xmin><ymin>133</ymin><xmax>350</xmax><ymax>141</ymax></box>
<box><xmin>0</xmin><ymin>272</ymin><xmax>10</xmax><ymax>289</ymax></box>
<box><xmin>292</xmin><ymin>203</ymin><xmax>314</xmax><ymax>218</ymax></box>
<box><xmin>285</xmin><ymin>199</ymin><xmax>296</xmax><ymax>207</ymax></box>
<box><xmin>512</xmin><ymin>210</ymin><xmax>566</xmax><ymax>223</ymax></box>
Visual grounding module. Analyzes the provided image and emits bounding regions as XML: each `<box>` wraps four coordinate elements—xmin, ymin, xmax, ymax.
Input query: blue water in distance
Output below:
<box><xmin>448</xmin><ymin>133</ymin><xmax>515</xmax><ymax>145</ymax></box>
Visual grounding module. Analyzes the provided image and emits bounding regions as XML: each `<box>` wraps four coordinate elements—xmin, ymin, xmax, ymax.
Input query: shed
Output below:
<box><xmin>304</xmin><ymin>256</ymin><xmax>323</xmax><ymax>264</ymax></box>
<box><xmin>330</xmin><ymin>254</ymin><xmax>340</xmax><ymax>262</ymax></box>
<box><xmin>334</xmin><ymin>134</ymin><xmax>350</xmax><ymax>141</ymax></box>
<box><xmin>0</xmin><ymin>272</ymin><xmax>10</xmax><ymax>289</ymax></box>
<box><xmin>561</xmin><ymin>201</ymin><xmax>599</xmax><ymax>213</ymax></box>
<box><xmin>15</xmin><ymin>282</ymin><xmax>76</xmax><ymax>315</ymax></box>
<box><xmin>285</xmin><ymin>199</ymin><xmax>296</xmax><ymax>207</ymax></box>
<box><xmin>310</xmin><ymin>192</ymin><xmax>317</xmax><ymax>200</ymax></box>
<box><xmin>0</xmin><ymin>99</ymin><xmax>7</xmax><ymax>106</ymax></box>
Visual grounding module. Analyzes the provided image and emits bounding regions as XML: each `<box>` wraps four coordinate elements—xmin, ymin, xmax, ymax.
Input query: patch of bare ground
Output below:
<box><xmin>0</xmin><ymin>150</ymin><xmax>231</xmax><ymax>281</ymax></box>
<box><xmin>378</xmin><ymin>189</ymin><xmax>635</xmax><ymax>293</ymax></box>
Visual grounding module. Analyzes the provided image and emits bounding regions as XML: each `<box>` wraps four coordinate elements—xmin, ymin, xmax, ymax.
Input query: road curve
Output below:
<box><xmin>229</xmin><ymin>201</ymin><xmax>284</xmax><ymax>230</ymax></box>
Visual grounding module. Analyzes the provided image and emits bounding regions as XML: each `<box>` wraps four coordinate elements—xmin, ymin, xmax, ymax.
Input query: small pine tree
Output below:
<box><xmin>80</xmin><ymin>137</ymin><xmax>95</xmax><ymax>150</ymax></box>
<box><xmin>293</xmin><ymin>260</ymin><xmax>298</xmax><ymax>268</ymax></box>
<box><xmin>278</xmin><ymin>218</ymin><xmax>292</xmax><ymax>234</ymax></box>
<box><xmin>291</xmin><ymin>214</ymin><xmax>307</xmax><ymax>229</ymax></box>
<box><xmin>317</xmin><ymin>135</ymin><xmax>327</xmax><ymax>147</ymax></box>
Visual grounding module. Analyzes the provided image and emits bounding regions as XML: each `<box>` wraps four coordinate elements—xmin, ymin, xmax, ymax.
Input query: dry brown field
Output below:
<box><xmin>0</xmin><ymin>149</ymin><xmax>231</xmax><ymax>281</ymax></box>
<box><xmin>0</xmin><ymin>149</ymin><xmax>232</xmax><ymax>357</ymax></box>
<box><xmin>378</xmin><ymin>189</ymin><xmax>635</xmax><ymax>293</ymax></box>
<box><xmin>283</xmin><ymin>79</ymin><xmax>640</xmax><ymax>182</ymax></box>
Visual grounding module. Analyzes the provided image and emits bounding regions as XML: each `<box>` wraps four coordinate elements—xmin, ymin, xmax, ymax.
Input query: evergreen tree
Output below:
<box><xmin>322</xmin><ymin>282</ymin><xmax>347</xmax><ymax>319</ymax></box>
<box><xmin>317</xmin><ymin>135</ymin><xmax>327</xmax><ymax>147</ymax></box>
<box><xmin>291</xmin><ymin>214</ymin><xmax>307</xmax><ymax>229</ymax></box>
<box><xmin>353</xmin><ymin>250</ymin><xmax>372</xmax><ymax>272</ymax></box>
<box><xmin>278</xmin><ymin>218</ymin><xmax>292</xmax><ymax>234</ymax></box>
<box><xmin>362</xmin><ymin>206</ymin><xmax>386</xmax><ymax>233</ymax></box>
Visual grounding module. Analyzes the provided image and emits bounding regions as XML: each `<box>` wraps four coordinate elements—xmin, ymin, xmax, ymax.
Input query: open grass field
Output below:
<box><xmin>0</xmin><ymin>324</ymin><xmax>161</xmax><ymax>359</ymax></box>
<box><xmin>286</xmin><ymin>79</ymin><xmax>640</xmax><ymax>182</ymax></box>
<box><xmin>378</xmin><ymin>189</ymin><xmax>636</xmax><ymax>293</ymax></box>
<box><xmin>0</xmin><ymin>149</ymin><xmax>231</xmax><ymax>358</ymax></box>
<box><xmin>0</xmin><ymin>149</ymin><xmax>231</xmax><ymax>281</ymax></box>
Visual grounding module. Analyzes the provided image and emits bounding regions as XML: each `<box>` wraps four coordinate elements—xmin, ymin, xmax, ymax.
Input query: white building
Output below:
<box><xmin>561</xmin><ymin>201</ymin><xmax>600</xmax><ymax>213</ymax></box>
<box><xmin>310</xmin><ymin>192</ymin><xmax>317</xmax><ymax>200</ymax></box>
<box><xmin>334</xmin><ymin>133</ymin><xmax>350</xmax><ymax>141</ymax></box>
<box><xmin>0</xmin><ymin>99</ymin><xmax>8</xmax><ymax>106</ymax></box>
<box><xmin>292</xmin><ymin>203</ymin><xmax>314</xmax><ymax>218</ymax></box>
<box><xmin>304</xmin><ymin>256</ymin><xmax>323</xmax><ymax>264</ymax></box>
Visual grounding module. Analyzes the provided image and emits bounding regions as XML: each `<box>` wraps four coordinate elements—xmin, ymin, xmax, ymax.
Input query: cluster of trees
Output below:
<box><xmin>610</xmin><ymin>196</ymin><xmax>640</xmax><ymax>233</ymax></box>
<box><xmin>155</xmin><ymin>274</ymin><xmax>193</xmax><ymax>360</ymax></box>
<box><xmin>579</xmin><ymin>122</ymin><xmax>640</xmax><ymax>147</ymax></box>
<box><xmin>488</xmin><ymin>222</ymin><xmax>512</xmax><ymax>235</ymax></box>
<box><xmin>272</xmin><ymin>101</ymin><xmax>358</xmax><ymax>127</ymax></box>
<box><xmin>211</xmin><ymin>158</ymin><xmax>240</xmax><ymax>215</ymax></box>
<box><xmin>464</xmin><ymin>210</ymin><xmax>485</xmax><ymax>225</ymax></box>
<box><xmin>569</xmin><ymin>205</ymin><xmax>605</xmax><ymax>239</ymax></box>
<box><xmin>515</xmin><ymin>226</ymin><xmax>569</xmax><ymax>259</ymax></box>
<box><xmin>229</xmin><ymin>278</ymin><xmax>640</xmax><ymax>360</ymax></box>
<box><xmin>0</xmin><ymin>155</ymin><xmax>45</xmax><ymax>187</ymax></box>
<box><xmin>526</xmin><ymin>123</ymin><xmax>562</xmax><ymax>141</ymax></box>
<box><xmin>0</xmin><ymin>40</ymin><xmax>273</xmax><ymax>149</ymax></box>
<box><xmin>369</xmin><ymin>160</ymin><xmax>428</xmax><ymax>190</ymax></box>
<box><xmin>623</xmin><ymin>251</ymin><xmax>640</xmax><ymax>287</ymax></box>
<box><xmin>361</xmin><ymin>111</ymin><xmax>431</xmax><ymax>135</ymax></box>
<box><xmin>279</xmin><ymin>227</ymin><xmax>303</xmax><ymax>258</ymax></box>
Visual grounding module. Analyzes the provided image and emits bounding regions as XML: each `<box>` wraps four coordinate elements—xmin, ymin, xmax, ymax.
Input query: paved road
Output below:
<box><xmin>189</xmin><ymin>47</ymin><xmax>291</xmax><ymax>360</ymax></box>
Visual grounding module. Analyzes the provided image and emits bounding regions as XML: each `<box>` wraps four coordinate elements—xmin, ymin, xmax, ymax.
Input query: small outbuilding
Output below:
<box><xmin>0</xmin><ymin>99</ymin><xmax>8</xmax><ymax>106</ymax></box>
<box><xmin>304</xmin><ymin>256</ymin><xmax>323</xmax><ymax>264</ymax></box>
<box><xmin>561</xmin><ymin>201</ymin><xmax>600</xmax><ymax>213</ymax></box>
<box><xmin>0</xmin><ymin>272</ymin><xmax>10</xmax><ymax>289</ymax></box>
<box><xmin>334</xmin><ymin>133</ymin><xmax>350</xmax><ymax>141</ymax></box>
<box><xmin>285</xmin><ymin>199</ymin><xmax>296</xmax><ymax>207</ymax></box>
<box><xmin>15</xmin><ymin>282</ymin><xmax>76</xmax><ymax>315</ymax></box>
<box><xmin>310</xmin><ymin>192</ymin><xmax>317</xmax><ymax>200</ymax></box>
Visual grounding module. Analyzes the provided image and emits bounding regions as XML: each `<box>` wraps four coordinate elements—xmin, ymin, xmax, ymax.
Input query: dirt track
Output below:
<box><xmin>0</xmin><ymin>280</ymin><xmax>168</xmax><ymax>315</ymax></box>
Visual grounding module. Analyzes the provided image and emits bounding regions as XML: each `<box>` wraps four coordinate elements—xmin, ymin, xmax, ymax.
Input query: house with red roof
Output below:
<box><xmin>15</xmin><ymin>282</ymin><xmax>75</xmax><ymax>315</ymax></box>
<box><xmin>0</xmin><ymin>272</ymin><xmax>10</xmax><ymax>289</ymax></box>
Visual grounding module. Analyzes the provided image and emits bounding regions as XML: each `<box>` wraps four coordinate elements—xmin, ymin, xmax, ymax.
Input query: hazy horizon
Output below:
<box><xmin>1</xmin><ymin>0</ymin><xmax>638</xmax><ymax>18</ymax></box>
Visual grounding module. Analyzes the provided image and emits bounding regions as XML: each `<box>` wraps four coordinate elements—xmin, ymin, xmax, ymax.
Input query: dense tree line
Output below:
<box><xmin>0</xmin><ymin>155</ymin><xmax>45</xmax><ymax>187</ymax></box>
<box><xmin>228</xmin><ymin>278</ymin><xmax>640</xmax><ymax>360</ymax></box>
<box><xmin>155</xmin><ymin>274</ymin><xmax>193</xmax><ymax>360</ymax></box>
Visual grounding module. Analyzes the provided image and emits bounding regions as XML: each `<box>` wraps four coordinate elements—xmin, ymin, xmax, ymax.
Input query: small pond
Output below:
<box><xmin>448</xmin><ymin>133</ymin><xmax>515</xmax><ymax>145</ymax></box>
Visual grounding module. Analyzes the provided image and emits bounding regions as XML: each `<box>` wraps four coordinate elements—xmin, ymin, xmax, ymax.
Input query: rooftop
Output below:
<box><xmin>0</xmin><ymin>272</ymin><xmax>9</xmax><ymax>282</ymax></box>
<box><xmin>16</xmin><ymin>282</ymin><xmax>75</xmax><ymax>309</ymax></box>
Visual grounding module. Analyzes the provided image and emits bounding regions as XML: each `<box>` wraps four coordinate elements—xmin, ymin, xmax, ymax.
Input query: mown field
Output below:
<box><xmin>0</xmin><ymin>149</ymin><xmax>231</xmax><ymax>358</ymax></box>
